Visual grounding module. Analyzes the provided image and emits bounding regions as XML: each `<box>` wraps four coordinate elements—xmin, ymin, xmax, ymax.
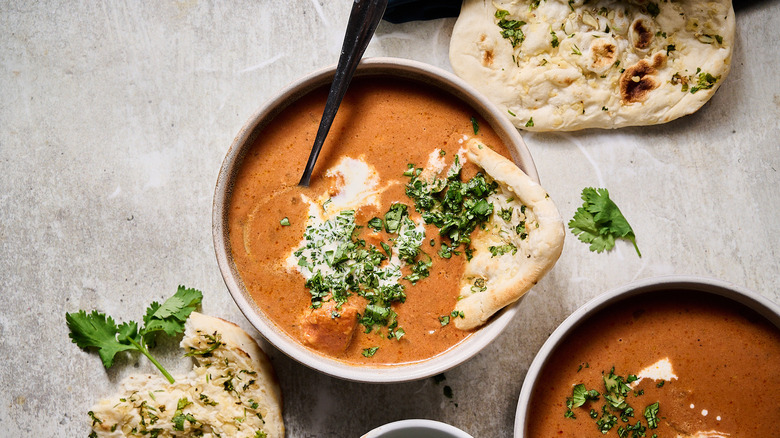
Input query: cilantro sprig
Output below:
<box><xmin>569</xmin><ymin>187</ymin><xmax>641</xmax><ymax>257</ymax></box>
<box><xmin>66</xmin><ymin>285</ymin><xmax>203</xmax><ymax>383</ymax></box>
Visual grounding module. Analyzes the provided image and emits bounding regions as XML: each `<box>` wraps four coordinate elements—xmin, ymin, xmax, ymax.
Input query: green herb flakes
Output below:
<box><xmin>566</xmin><ymin>367</ymin><xmax>662</xmax><ymax>438</ymax></box>
<box><xmin>367</xmin><ymin>217</ymin><xmax>383</xmax><ymax>231</ymax></box>
<box><xmin>404</xmin><ymin>162</ymin><xmax>497</xmax><ymax>261</ymax></box>
<box><xmin>644</xmin><ymin>402</ymin><xmax>660</xmax><ymax>429</ymax></box>
<box><xmin>646</xmin><ymin>3</ymin><xmax>660</xmax><ymax>18</ymax></box>
<box><xmin>489</xmin><ymin>244</ymin><xmax>517</xmax><ymax>257</ymax></box>
<box><xmin>690</xmin><ymin>71</ymin><xmax>720</xmax><ymax>94</ymax></box>
<box><xmin>495</xmin><ymin>10</ymin><xmax>526</xmax><ymax>48</ymax></box>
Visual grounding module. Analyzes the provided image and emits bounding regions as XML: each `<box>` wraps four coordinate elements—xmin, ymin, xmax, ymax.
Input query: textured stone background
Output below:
<box><xmin>1</xmin><ymin>1</ymin><xmax>778</xmax><ymax>436</ymax></box>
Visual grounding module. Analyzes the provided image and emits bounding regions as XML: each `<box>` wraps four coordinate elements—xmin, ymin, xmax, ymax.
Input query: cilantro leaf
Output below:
<box><xmin>570</xmin><ymin>383</ymin><xmax>600</xmax><ymax>408</ymax></box>
<box><xmin>66</xmin><ymin>310</ymin><xmax>137</xmax><ymax>368</ymax></box>
<box><xmin>362</xmin><ymin>346</ymin><xmax>379</xmax><ymax>357</ymax></box>
<box><xmin>569</xmin><ymin>187</ymin><xmax>641</xmax><ymax>257</ymax></box>
<box><xmin>143</xmin><ymin>285</ymin><xmax>203</xmax><ymax>337</ymax></box>
<box><xmin>644</xmin><ymin>402</ymin><xmax>660</xmax><ymax>429</ymax></box>
<box><xmin>66</xmin><ymin>286</ymin><xmax>204</xmax><ymax>383</ymax></box>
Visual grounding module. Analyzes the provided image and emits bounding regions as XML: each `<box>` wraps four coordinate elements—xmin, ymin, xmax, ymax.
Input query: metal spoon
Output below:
<box><xmin>298</xmin><ymin>0</ymin><xmax>389</xmax><ymax>187</ymax></box>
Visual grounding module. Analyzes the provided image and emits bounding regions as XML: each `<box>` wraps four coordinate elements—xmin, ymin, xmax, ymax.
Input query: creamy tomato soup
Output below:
<box><xmin>526</xmin><ymin>291</ymin><xmax>780</xmax><ymax>437</ymax></box>
<box><xmin>227</xmin><ymin>77</ymin><xmax>513</xmax><ymax>365</ymax></box>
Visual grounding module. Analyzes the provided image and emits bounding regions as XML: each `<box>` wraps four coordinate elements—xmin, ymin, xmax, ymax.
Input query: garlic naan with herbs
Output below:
<box><xmin>449</xmin><ymin>0</ymin><xmax>735</xmax><ymax>131</ymax></box>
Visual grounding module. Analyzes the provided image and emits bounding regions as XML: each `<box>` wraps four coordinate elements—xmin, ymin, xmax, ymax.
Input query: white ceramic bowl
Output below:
<box><xmin>213</xmin><ymin>57</ymin><xmax>537</xmax><ymax>383</ymax></box>
<box><xmin>361</xmin><ymin>419</ymin><xmax>473</xmax><ymax>438</ymax></box>
<box><xmin>513</xmin><ymin>275</ymin><xmax>780</xmax><ymax>437</ymax></box>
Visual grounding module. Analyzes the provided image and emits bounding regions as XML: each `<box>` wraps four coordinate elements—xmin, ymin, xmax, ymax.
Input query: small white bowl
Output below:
<box><xmin>513</xmin><ymin>275</ymin><xmax>780</xmax><ymax>437</ymax></box>
<box><xmin>213</xmin><ymin>57</ymin><xmax>537</xmax><ymax>383</ymax></box>
<box><xmin>361</xmin><ymin>419</ymin><xmax>473</xmax><ymax>438</ymax></box>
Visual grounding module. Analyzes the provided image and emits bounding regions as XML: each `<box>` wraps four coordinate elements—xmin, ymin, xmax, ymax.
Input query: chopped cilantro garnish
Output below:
<box><xmin>88</xmin><ymin>411</ymin><xmax>103</xmax><ymax>426</ymax></box>
<box><xmin>489</xmin><ymin>244</ymin><xmax>517</xmax><ymax>257</ymax></box>
<box><xmin>690</xmin><ymin>71</ymin><xmax>719</xmax><ymax>94</ymax></box>
<box><xmin>498</xmin><ymin>207</ymin><xmax>514</xmax><ymax>222</ymax></box>
<box><xmin>367</xmin><ymin>217</ymin><xmax>383</xmax><ymax>231</ymax></box>
<box><xmin>384</xmin><ymin>203</ymin><xmax>407</xmax><ymax>233</ymax></box>
<box><xmin>570</xmin><ymin>383</ymin><xmax>601</xmax><ymax>408</ymax></box>
<box><xmin>470</xmin><ymin>116</ymin><xmax>479</xmax><ymax>135</ymax></box>
<box><xmin>362</xmin><ymin>346</ymin><xmax>379</xmax><ymax>357</ymax></box>
<box><xmin>184</xmin><ymin>332</ymin><xmax>222</xmax><ymax>357</ymax></box>
<box><xmin>566</xmin><ymin>367</ymin><xmax>662</xmax><ymax>438</ymax></box>
<box><xmin>644</xmin><ymin>402</ymin><xmax>660</xmax><ymax>428</ymax></box>
<box><xmin>404</xmin><ymin>162</ymin><xmax>498</xmax><ymax>260</ymax></box>
<box><xmin>294</xmin><ymin>210</ymin><xmax>406</xmax><ymax>335</ymax></box>
<box><xmin>471</xmin><ymin>277</ymin><xmax>487</xmax><ymax>293</ymax></box>
<box><xmin>171</xmin><ymin>398</ymin><xmax>195</xmax><ymax>431</ymax></box>
<box><xmin>646</xmin><ymin>2</ymin><xmax>660</xmax><ymax>18</ymax></box>
<box><xmin>515</xmin><ymin>221</ymin><xmax>527</xmax><ymax>239</ymax></box>
<box><xmin>404</xmin><ymin>255</ymin><xmax>433</xmax><ymax>284</ymax></box>
<box><xmin>495</xmin><ymin>10</ymin><xmax>526</xmax><ymax>48</ymax></box>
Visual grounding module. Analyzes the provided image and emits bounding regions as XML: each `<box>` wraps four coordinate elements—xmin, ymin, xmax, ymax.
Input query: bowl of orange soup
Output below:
<box><xmin>213</xmin><ymin>57</ymin><xmax>539</xmax><ymax>382</ymax></box>
<box><xmin>514</xmin><ymin>275</ymin><xmax>780</xmax><ymax>437</ymax></box>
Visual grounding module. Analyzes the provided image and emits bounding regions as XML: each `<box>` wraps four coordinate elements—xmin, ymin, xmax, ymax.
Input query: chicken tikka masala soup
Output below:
<box><xmin>227</xmin><ymin>76</ymin><xmax>518</xmax><ymax>365</ymax></box>
<box><xmin>525</xmin><ymin>291</ymin><xmax>780</xmax><ymax>437</ymax></box>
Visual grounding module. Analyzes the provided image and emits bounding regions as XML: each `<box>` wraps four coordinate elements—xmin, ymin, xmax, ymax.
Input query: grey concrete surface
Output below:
<box><xmin>1</xmin><ymin>1</ymin><xmax>778</xmax><ymax>437</ymax></box>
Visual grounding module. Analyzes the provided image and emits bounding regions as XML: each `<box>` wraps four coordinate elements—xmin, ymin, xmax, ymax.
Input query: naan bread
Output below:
<box><xmin>455</xmin><ymin>139</ymin><xmax>564</xmax><ymax>329</ymax></box>
<box><xmin>450</xmin><ymin>0</ymin><xmax>735</xmax><ymax>131</ymax></box>
<box><xmin>88</xmin><ymin>312</ymin><xmax>284</xmax><ymax>438</ymax></box>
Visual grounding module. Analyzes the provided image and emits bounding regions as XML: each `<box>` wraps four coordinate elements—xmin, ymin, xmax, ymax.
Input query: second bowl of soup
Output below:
<box><xmin>514</xmin><ymin>276</ymin><xmax>780</xmax><ymax>437</ymax></box>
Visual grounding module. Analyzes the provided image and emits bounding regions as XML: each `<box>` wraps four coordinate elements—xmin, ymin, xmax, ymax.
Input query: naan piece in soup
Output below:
<box><xmin>454</xmin><ymin>139</ymin><xmax>564</xmax><ymax>330</ymax></box>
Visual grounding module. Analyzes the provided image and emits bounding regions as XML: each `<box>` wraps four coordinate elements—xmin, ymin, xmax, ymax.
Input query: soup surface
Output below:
<box><xmin>228</xmin><ymin>77</ymin><xmax>514</xmax><ymax>365</ymax></box>
<box><xmin>526</xmin><ymin>291</ymin><xmax>780</xmax><ymax>437</ymax></box>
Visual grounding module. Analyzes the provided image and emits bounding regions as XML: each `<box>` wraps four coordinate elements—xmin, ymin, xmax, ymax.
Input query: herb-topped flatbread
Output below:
<box><xmin>449</xmin><ymin>0</ymin><xmax>735</xmax><ymax>131</ymax></box>
<box><xmin>454</xmin><ymin>139</ymin><xmax>564</xmax><ymax>329</ymax></box>
<box><xmin>88</xmin><ymin>312</ymin><xmax>284</xmax><ymax>438</ymax></box>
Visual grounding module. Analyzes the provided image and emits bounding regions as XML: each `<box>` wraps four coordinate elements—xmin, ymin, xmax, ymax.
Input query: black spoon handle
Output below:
<box><xmin>298</xmin><ymin>0</ymin><xmax>389</xmax><ymax>187</ymax></box>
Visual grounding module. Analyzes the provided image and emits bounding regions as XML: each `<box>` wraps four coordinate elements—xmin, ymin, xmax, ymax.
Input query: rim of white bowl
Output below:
<box><xmin>213</xmin><ymin>57</ymin><xmax>538</xmax><ymax>383</ymax></box>
<box><xmin>512</xmin><ymin>274</ymin><xmax>780</xmax><ymax>437</ymax></box>
<box><xmin>361</xmin><ymin>419</ymin><xmax>474</xmax><ymax>438</ymax></box>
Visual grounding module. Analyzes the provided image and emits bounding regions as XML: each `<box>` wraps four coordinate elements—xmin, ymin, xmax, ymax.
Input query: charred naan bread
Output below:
<box><xmin>450</xmin><ymin>0</ymin><xmax>735</xmax><ymax>131</ymax></box>
<box><xmin>455</xmin><ymin>139</ymin><xmax>564</xmax><ymax>329</ymax></box>
<box><xmin>88</xmin><ymin>312</ymin><xmax>284</xmax><ymax>438</ymax></box>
